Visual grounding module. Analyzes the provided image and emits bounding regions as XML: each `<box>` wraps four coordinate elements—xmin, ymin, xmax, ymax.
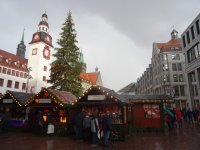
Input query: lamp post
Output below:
<box><xmin>26</xmin><ymin>67</ymin><xmax>32</xmax><ymax>93</ymax></box>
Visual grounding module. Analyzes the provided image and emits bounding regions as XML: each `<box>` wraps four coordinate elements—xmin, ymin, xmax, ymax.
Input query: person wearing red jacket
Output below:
<box><xmin>175</xmin><ymin>108</ymin><xmax>183</xmax><ymax>128</ymax></box>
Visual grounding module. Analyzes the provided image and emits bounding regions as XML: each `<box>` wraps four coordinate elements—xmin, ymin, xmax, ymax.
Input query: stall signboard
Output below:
<box><xmin>88</xmin><ymin>95</ymin><xmax>105</xmax><ymax>100</ymax></box>
<box><xmin>39</xmin><ymin>99</ymin><xmax>51</xmax><ymax>103</ymax></box>
<box><xmin>3</xmin><ymin>99</ymin><xmax>13</xmax><ymax>103</ymax></box>
<box><xmin>144</xmin><ymin>104</ymin><xmax>160</xmax><ymax>118</ymax></box>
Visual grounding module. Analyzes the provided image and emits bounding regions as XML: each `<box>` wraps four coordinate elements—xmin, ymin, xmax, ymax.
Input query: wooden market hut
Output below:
<box><xmin>0</xmin><ymin>90</ymin><xmax>34</xmax><ymax>128</ymax></box>
<box><xmin>24</xmin><ymin>88</ymin><xmax>77</xmax><ymax>135</ymax></box>
<box><xmin>123</xmin><ymin>95</ymin><xmax>174</xmax><ymax>131</ymax></box>
<box><xmin>76</xmin><ymin>85</ymin><xmax>128</xmax><ymax>140</ymax></box>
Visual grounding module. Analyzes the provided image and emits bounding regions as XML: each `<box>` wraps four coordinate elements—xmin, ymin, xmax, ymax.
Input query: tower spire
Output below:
<box><xmin>16</xmin><ymin>28</ymin><xmax>26</xmax><ymax>58</ymax></box>
<box><xmin>21</xmin><ymin>28</ymin><xmax>25</xmax><ymax>42</ymax></box>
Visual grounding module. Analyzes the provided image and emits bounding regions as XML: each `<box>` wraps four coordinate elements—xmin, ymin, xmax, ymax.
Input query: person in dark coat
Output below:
<box><xmin>75</xmin><ymin>109</ymin><xmax>86</xmax><ymax>140</ymax></box>
<box><xmin>102</xmin><ymin>111</ymin><xmax>111</xmax><ymax>147</ymax></box>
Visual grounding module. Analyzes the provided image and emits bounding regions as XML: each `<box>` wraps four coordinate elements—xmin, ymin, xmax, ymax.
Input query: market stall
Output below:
<box><xmin>76</xmin><ymin>85</ymin><xmax>128</xmax><ymax>141</ymax></box>
<box><xmin>0</xmin><ymin>90</ymin><xmax>34</xmax><ymax>130</ymax></box>
<box><xmin>24</xmin><ymin>88</ymin><xmax>77</xmax><ymax>136</ymax></box>
<box><xmin>125</xmin><ymin>95</ymin><xmax>174</xmax><ymax>132</ymax></box>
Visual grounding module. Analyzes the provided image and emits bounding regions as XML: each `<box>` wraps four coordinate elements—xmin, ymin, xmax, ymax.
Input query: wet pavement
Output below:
<box><xmin>0</xmin><ymin>123</ymin><xmax>200</xmax><ymax>150</ymax></box>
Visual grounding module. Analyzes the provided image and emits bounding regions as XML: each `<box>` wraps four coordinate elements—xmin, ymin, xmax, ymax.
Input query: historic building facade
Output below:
<box><xmin>28</xmin><ymin>13</ymin><xmax>53</xmax><ymax>93</ymax></box>
<box><xmin>0</xmin><ymin>13</ymin><xmax>103</xmax><ymax>94</ymax></box>
<box><xmin>0</xmin><ymin>49</ymin><xmax>28</xmax><ymax>94</ymax></box>
<box><xmin>181</xmin><ymin>13</ymin><xmax>200</xmax><ymax>108</ymax></box>
<box><xmin>136</xmin><ymin>30</ymin><xmax>188</xmax><ymax>108</ymax></box>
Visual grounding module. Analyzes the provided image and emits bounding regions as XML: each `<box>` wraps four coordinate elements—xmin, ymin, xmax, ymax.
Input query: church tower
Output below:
<box><xmin>79</xmin><ymin>51</ymin><xmax>86</xmax><ymax>73</ymax></box>
<box><xmin>16</xmin><ymin>29</ymin><xmax>26</xmax><ymax>58</ymax></box>
<box><xmin>28</xmin><ymin>13</ymin><xmax>53</xmax><ymax>93</ymax></box>
<box><xmin>171</xmin><ymin>29</ymin><xmax>178</xmax><ymax>39</ymax></box>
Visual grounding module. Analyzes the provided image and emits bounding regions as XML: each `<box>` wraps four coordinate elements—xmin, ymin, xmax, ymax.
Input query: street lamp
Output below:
<box><xmin>26</xmin><ymin>67</ymin><xmax>32</xmax><ymax>93</ymax></box>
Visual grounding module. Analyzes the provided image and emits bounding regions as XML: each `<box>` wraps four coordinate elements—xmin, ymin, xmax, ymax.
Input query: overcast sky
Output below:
<box><xmin>0</xmin><ymin>0</ymin><xmax>200</xmax><ymax>91</ymax></box>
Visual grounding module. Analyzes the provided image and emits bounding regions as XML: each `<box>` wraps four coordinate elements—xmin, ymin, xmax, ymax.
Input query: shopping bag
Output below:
<box><xmin>47</xmin><ymin>124</ymin><xmax>55</xmax><ymax>134</ymax></box>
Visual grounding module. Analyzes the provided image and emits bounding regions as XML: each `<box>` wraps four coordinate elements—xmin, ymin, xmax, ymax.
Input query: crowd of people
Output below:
<box><xmin>75</xmin><ymin>109</ymin><xmax>112</xmax><ymax>147</ymax></box>
<box><xmin>165</xmin><ymin>105</ymin><xmax>200</xmax><ymax>130</ymax></box>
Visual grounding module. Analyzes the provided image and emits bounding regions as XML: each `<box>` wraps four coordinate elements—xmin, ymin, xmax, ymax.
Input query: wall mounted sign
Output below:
<box><xmin>3</xmin><ymin>99</ymin><xmax>13</xmax><ymax>103</ymax></box>
<box><xmin>88</xmin><ymin>95</ymin><xmax>105</xmax><ymax>100</ymax></box>
<box><xmin>39</xmin><ymin>99</ymin><xmax>51</xmax><ymax>103</ymax></box>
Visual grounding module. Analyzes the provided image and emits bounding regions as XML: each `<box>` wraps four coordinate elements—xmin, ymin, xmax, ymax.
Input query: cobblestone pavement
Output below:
<box><xmin>0</xmin><ymin>123</ymin><xmax>200</xmax><ymax>150</ymax></box>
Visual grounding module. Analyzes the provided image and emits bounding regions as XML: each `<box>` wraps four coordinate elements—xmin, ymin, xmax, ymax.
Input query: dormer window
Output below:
<box><xmin>16</xmin><ymin>61</ymin><xmax>20</xmax><ymax>67</ymax></box>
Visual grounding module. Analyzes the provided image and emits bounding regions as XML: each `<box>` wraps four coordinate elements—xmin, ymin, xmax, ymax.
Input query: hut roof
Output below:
<box><xmin>47</xmin><ymin>89</ymin><xmax>77</xmax><ymax>105</ymax></box>
<box><xmin>0</xmin><ymin>91</ymin><xmax>35</xmax><ymax>106</ymax></box>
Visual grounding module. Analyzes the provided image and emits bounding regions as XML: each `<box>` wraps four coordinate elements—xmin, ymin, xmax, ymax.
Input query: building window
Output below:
<box><xmin>173</xmin><ymin>74</ymin><xmax>178</xmax><ymax>82</ymax></box>
<box><xmin>163</xmin><ymin>64</ymin><xmax>168</xmax><ymax>71</ymax></box>
<box><xmin>172</xmin><ymin>54</ymin><xmax>176</xmax><ymax>60</ymax></box>
<box><xmin>31</xmin><ymin>86</ymin><xmax>35</xmax><ymax>92</ymax></box>
<box><xmin>24</xmin><ymin>73</ymin><xmax>27</xmax><ymax>78</ymax></box>
<box><xmin>7</xmin><ymin>80</ymin><xmax>12</xmax><ymax>88</ymax></box>
<box><xmin>187</xmin><ymin>43</ymin><xmax>200</xmax><ymax>63</ymax></box>
<box><xmin>182</xmin><ymin>36</ymin><xmax>186</xmax><ymax>47</ymax></box>
<box><xmin>172</xmin><ymin>54</ymin><xmax>180</xmax><ymax>60</ymax></box>
<box><xmin>177</xmin><ymin>63</ymin><xmax>182</xmax><ymax>71</ymax></box>
<box><xmin>43</xmin><ymin>76</ymin><xmax>46</xmax><ymax>81</ymax></box>
<box><xmin>22</xmin><ymin>83</ymin><xmax>26</xmax><ymax>90</ymax></box>
<box><xmin>179</xmin><ymin>74</ymin><xmax>184</xmax><ymax>82</ymax></box>
<box><xmin>176</xmin><ymin>54</ymin><xmax>180</xmax><ymax>60</ymax></box>
<box><xmin>15</xmin><ymin>81</ymin><xmax>19</xmax><ymax>89</ymax></box>
<box><xmin>191</xmin><ymin>26</ymin><xmax>195</xmax><ymax>40</ymax></box>
<box><xmin>16</xmin><ymin>71</ymin><xmax>19</xmax><ymax>77</ymax></box>
<box><xmin>174</xmin><ymin>86</ymin><xmax>179</xmax><ymax>97</ymax></box>
<box><xmin>194</xmin><ymin>43</ymin><xmax>200</xmax><ymax>57</ymax></box>
<box><xmin>32</xmin><ymin>48</ymin><xmax>37</xmax><ymax>55</ymax></box>
<box><xmin>186</xmin><ymin>31</ymin><xmax>190</xmax><ymax>44</ymax></box>
<box><xmin>44</xmin><ymin>66</ymin><xmax>47</xmax><ymax>71</ymax></box>
<box><xmin>180</xmin><ymin>86</ymin><xmax>185</xmax><ymax>96</ymax></box>
<box><xmin>0</xmin><ymin>78</ymin><xmax>4</xmax><ymax>86</ymax></box>
<box><xmin>187</xmin><ymin>47</ymin><xmax>196</xmax><ymax>63</ymax></box>
<box><xmin>189</xmin><ymin>72</ymin><xmax>196</xmax><ymax>82</ymax></box>
<box><xmin>191</xmin><ymin>85</ymin><xmax>198</xmax><ymax>96</ymax></box>
<box><xmin>172</xmin><ymin>63</ymin><xmax>177</xmax><ymax>71</ymax></box>
<box><xmin>2</xmin><ymin>68</ymin><xmax>7</xmax><ymax>74</ymax></box>
<box><xmin>20</xmin><ymin>72</ymin><xmax>23</xmax><ymax>78</ymax></box>
<box><xmin>12</xmin><ymin>70</ymin><xmax>15</xmax><ymax>76</ymax></box>
<box><xmin>7</xmin><ymin>69</ymin><xmax>11</xmax><ymax>75</ymax></box>
<box><xmin>196</xmin><ymin>20</ymin><xmax>200</xmax><ymax>35</ymax></box>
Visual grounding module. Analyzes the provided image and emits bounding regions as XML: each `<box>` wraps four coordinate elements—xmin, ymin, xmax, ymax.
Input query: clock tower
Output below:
<box><xmin>28</xmin><ymin>13</ymin><xmax>53</xmax><ymax>93</ymax></box>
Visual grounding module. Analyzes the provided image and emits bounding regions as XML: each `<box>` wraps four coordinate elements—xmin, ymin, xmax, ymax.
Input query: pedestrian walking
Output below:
<box><xmin>175</xmin><ymin>108</ymin><xmax>183</xmax><ymax>128</ymax></box>
<box><xmin>91</xmin><ymin>113</ymin><xmax>100</xmax><ymax>147</ymax></box>
<box><xmin>102</xmin><ymin>111</ymin><xmax>111</xmax><ymax>147</ymax></box>
<box><xmin>83</xmin><ymin>113</ymin><xmax>91</xmax><ymax>142</ymax></box>
<box><xmin>75</xmin><ymin>109</ymin><xmax>86</xmax><ymax>140</ymax></box>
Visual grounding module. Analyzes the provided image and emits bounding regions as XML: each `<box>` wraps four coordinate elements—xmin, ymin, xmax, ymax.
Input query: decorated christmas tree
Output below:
<box><xmin>48</xmin><ymin>11</ymin><xmax>83</xmax><ymax>97</ymax></box>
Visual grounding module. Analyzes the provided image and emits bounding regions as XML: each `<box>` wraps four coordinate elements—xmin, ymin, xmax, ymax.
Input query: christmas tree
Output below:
<box><xmin>48</xmin><ymin>11</ymin><xmax>83</xmax><ymax>97</ymax></box>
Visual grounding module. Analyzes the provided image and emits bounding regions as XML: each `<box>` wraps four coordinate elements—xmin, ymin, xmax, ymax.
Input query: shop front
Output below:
<box><xmin>76</xmin><ymin>85</ymin><xmax>128</xmax><ymax>141</ymax></box>
<box><xmin>125</xmin><ymin>95</ymin><xmax>174</xmax><ymax>132</ymax></box>
<box><xmin>0</xmin><ymin>91</ymin><xmax>34</xmax><ymax>130</ymax></box>
<box><xmin>24</xmin><ymin>88</ymin><xmax>77</xmax><ymax>136</ymax></box>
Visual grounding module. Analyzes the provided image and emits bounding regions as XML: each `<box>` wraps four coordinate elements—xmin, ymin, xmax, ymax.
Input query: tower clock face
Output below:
<box><xmin>43</xmin><ymin>46</ymin><xmax>50</xmax><ymax>60</ymax></box>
